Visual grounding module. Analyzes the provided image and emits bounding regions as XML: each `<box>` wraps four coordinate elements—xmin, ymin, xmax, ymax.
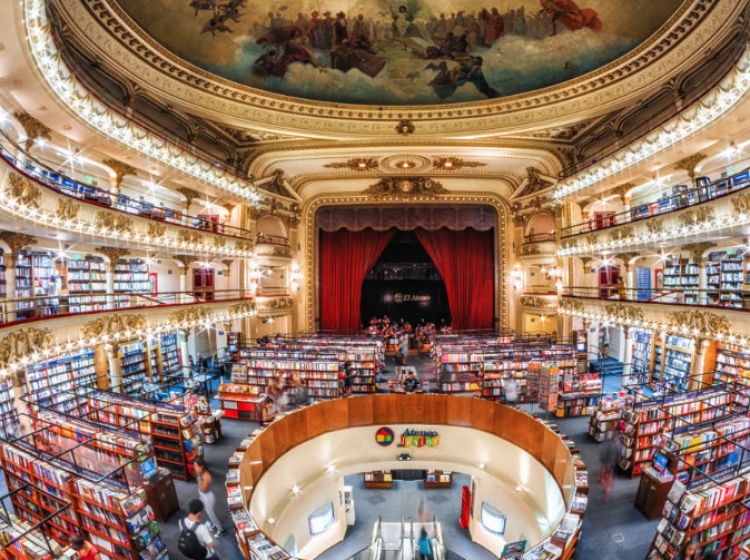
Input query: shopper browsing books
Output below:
<box><xmin>193</xmin><ymin>458</ymin><xmax>226</xmax><ymax>537</ymax></box>
<box><xmin>180</xmin><ymin>499</ymin><xmax>220</xmax><ymax>559</ymax></box>
<box><xmin>71</xmin><ymin>536</ymin><xmax>102</xmax><ymax>560</ymax></box>
<box><xmin>402</xmin><ymin>370</ymin><xmax>421</xmax><ymax>393</ymax></box>
<box><xmin>674</xmin><ymin>542</ymin><xmax>698</xmax><ymax>560</ymax></box>
<box><xmin>501</xmin><ymin>374</ymin><xmax>519</xmax><ymax>406</ymax></box>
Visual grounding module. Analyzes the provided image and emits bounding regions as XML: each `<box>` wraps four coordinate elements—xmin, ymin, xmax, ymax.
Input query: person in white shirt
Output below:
<box><xmin>183</xmin><ymin>499</ymin><xmax>220</xmax><ymax>559</ymax></box>
<box><xmin>502</xmin><ymin>374</ymin><xmax>519</xmax><ymax>406</ymax></box>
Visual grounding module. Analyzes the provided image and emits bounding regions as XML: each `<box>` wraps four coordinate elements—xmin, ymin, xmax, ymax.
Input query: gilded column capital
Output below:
<box><xmin>94</xmin><ymin>246</ymin><xmax>131</xmax><ymax>271</ymax></box>
<box><xmin>175</xmin><ymin>254</ymin><xmax>199</xmax><ymax>271</ymax></box>
<box><xmin>101</xmin><ymin>158</ymin><xmax>137</xmax><ymax>189</ymax></box>
<box><xmin>13</xmin><ymin>111</ymin><xmax>51</xmax><ymax>151</ymax></box>
<box><xmin>0</xmin><ymin>231</ymin><xmax>37</xmax><ymax>264</ymax></box>
<box><xmin>176</xmin><ymin>187</ymin><xmax>202</xmax><ymax>208</ymax></box>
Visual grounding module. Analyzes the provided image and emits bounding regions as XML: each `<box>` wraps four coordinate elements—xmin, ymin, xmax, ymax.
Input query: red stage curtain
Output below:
<box><xmin>319</xmin><ymin>228</ymin><xmax>396</xmax><ymax>333</ymax></box>
<box><xmin>414</xmin><ymin>228</ymin><xmax>494</xmax><ymax>331</ymax></box>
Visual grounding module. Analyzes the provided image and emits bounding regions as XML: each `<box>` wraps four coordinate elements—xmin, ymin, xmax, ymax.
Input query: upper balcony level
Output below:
<box><xmin>561</xmin><ymin>168</ymin><xmax>750</xmax><ymax>239</ymax></box>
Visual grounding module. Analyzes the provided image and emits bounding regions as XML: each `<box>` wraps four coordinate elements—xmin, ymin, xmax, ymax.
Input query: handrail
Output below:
<box><xmin>0</xmin><ymin>133</ymin><xmax>257</xmax><ymax>240</ymax></box>
<box><xmin>256</xmin><ymin>233</ymin><xmax>291</xmax><ymax>247</ymax></box>
<box><xmin>523</xmin><ymin>232</ymin><xmax>557</xmax><ymax>244</ymax></box>
<box><xmin>561</xmin><ymin>167</ymin><xmax>750</xmax><ymax>238</ymax></box>
<box><xmin>561</xmin><ymin>286</ymin><xmax>750</xmax><ymax>310</ymax></box>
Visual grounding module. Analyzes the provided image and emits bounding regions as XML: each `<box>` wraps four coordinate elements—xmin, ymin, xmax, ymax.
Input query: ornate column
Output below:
<box><xmin>101</xmin><ymin>158</ymin><xmax>137</xmax><ymax>196</ymax></box>
<box><xmin>613</xmin><ymin>182</ymin><xmax>634</xmax><ymax>214</ymax></box>
<box><xmin>222</xmin><ymin>203</ymin><xmax>236</xmax><ymax>230</ymax></box>
<box><xmin>691</xmin><ymin>338</ymin><xmax>711</xmax><ymax>391</ymax></box>
<box><xmin>95</xmin><ymin>247</ymin><xmax>131</xmax><ymax>308</ymax></box>
<box><xmin>621</xmin><ymin>325</ymin><xmax>635</xmax><ymax>386</ymax></box>
<box><xmin>221</xmin><ymin>259</ymin><xmax>234</xmax><ymax>298</ymax></box>
<box><xmin>617</xmin><ymin>252</ymin><xmax>639</xmax><ymax>298</ymax></box>
<box><xmin>176</xmin><ymin>187</ymin><xmax>201</xmax><ymax>226</ymax></box>
<box><xmin>683</xmin><ymin>242</ymin><xmax>716</xmax><ymax>302</ymax></box>
<box><xmin>175</xmin><ymin>255</ymin><xmax>198</xmax><ymax>303</ymax></box>
<box><xmin>0</xmin><ymin>232</ymin><xmax>37</xmax><ymax>322</ymax></box>
<box><xmin>674</xmin><ymin>152</ymin><xmax>708</xmax><ymax>187</ymax></box>
<box><xmin>178</xmin><ymin>328</ymin><xmax>190</xmax><ymax>376</ymax></box>
<box><xmin>106</xmin><ymin>343</ymin><xmax>121</xmax><ymax>393</ymax></box>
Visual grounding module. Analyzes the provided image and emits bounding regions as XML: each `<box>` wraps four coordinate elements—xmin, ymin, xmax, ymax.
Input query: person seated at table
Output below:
<box><xmin>260</xmin><ymin>396</ymin><xmax>276</xmax><ymax>426</ymax></box>
<box><xmin>402</xmin><ymin>370</ymin><xmax>421</xmax><ymax>393</ymax></box>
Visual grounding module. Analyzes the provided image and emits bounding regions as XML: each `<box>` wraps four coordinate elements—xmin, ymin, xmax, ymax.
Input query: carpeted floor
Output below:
<box><xmin>10</xmin><ymin>358</ymin><xmax>659</xmax><ymax>560</ymax></box>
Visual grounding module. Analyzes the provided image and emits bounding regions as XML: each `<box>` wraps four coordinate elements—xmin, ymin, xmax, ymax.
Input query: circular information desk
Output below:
<box><xmin>225</xmin><ymin>394</ymin><xmax>587</xmax><ymax>560</ymax></box>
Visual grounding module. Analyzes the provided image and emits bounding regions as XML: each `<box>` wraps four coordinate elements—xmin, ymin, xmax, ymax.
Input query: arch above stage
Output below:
<box><xmin>315</xmin><ymin>204</ymin><xmax>497</xmax><ymax>232</ymax></box>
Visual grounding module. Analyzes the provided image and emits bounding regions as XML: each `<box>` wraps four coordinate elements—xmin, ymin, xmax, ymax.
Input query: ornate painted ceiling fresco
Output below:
<box><xmin>116</xmin><ymin>0</ymin><xmax>683</xmax><ymax>106</ymax></box>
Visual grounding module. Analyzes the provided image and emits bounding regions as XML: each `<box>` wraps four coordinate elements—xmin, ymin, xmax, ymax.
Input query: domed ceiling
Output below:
<box><xmin>114</xmin><ymin>0</ymin><xmax>684</xmax><ymax>106</ymax></box>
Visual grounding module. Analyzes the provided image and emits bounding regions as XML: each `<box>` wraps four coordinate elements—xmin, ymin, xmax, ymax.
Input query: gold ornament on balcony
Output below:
<box><xmin>363</xmin><ymin>177</ymin><xmax>448</xmax><ymax>199</ymax></box>
<box><xmin>604</xmin><ymin>304</ymin><xmax>644</xmax><ymax>324</ymax></box>
<box><xmin>431</xmin><ymin>157</ymin><xmax>486</xmax><ymax>170</ymax></box>
<box><xmin>520</xmin><ymin>295</ymin><xmax>556</xmax><ymax>308</ymax></box>
<box><xmin>80</xmin><ymin>314</ymin><xmax>146</xmax><ymax>340</ymax></box>
<box><xmin>666</xmin><ymin>310</ymin><xmax>731</xmax><ymax>339</ymax></box>
<box><xmin>6</xmin><ymin>173</ymin><xmax>42</xmax><ymax>208</ymax></box>
<box><xmin>169</xmin><ymin>307</ymin><xmax>212</xmax><ymax>325</ymax></box>
<box><xmin>0</xmin><ymin>327</ymin><xmax>54</xmax><ymax>367</ymax></box>
<box><xmin>55</xmin><ymin>199</ymin><xmax>80</xmax><ymax>220</ymax></box>
<box><xmin>148</xmin><ymin>222</ymin><xmax>167</xmax><ymax>238</ymax></box>
<box><xmin>229</xmin><ymin>302</ymin><xmax>255</xmax><ymax>316</ymax></box>
<box><xmin>96</xmin><ymin>212</ymin><xmax>133</xmax><ymax>233</ymax></box>
<box><xmin>558</xmin><ymin>299</ymin><xmax>584</xmax><ymax>314</ymax></box>
<box><xmin>645</xmin><ymin>218</ymin><xmax>665</xmax><ymax>236</ymax></box>
<box><xmin>14</xmin><ymin>112</ymin><xmax>51</xmax><ymax>151</ymax></box>
<box><xmin>177</xmin><ymin>230</ymin><xmax>204</xmax><ymax>245</ymax></box>
<box><xmin>609</xmin><ymin>226</ymin><xmax>634</xmax><ymax>244</ymax></box>
<box><xmin>732</xmin><ymin>192</ymin><xmax>750</xmax><ymax>214</ymax></box>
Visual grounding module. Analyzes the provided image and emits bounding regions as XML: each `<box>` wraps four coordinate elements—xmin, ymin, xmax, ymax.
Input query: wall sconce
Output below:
<box><xmin>510</xmin><ymin>265</ymin><xmax>523</xmax><ymax>290</ymax></box>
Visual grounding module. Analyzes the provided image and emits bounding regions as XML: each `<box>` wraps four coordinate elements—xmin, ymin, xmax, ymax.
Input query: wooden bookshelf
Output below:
<box><xmin>587</xmin><ymin>406</ymin><xmax>623</xmax><ymax>442</ymax></box>
<box><xmin>663</xmin><ymin>257</ymin><xmax>700</xmax><ymax>305</ymax></box>
<box><xmin>158</xmin><ymin>334</ymin><xmax>181</xmax><ymax>383</ymax></box>
<box><xmin>118</xmin><ymin>341</ymin><xmax>151</xmax><ymax>396</ymax></box>
<box><xmin>66</xmin><ymin>256</ymin><xmax>107</xmax><ymax>313</ymax></box>
<box><xmin>25</xmin><ymin>349</ymin><xmax>97</xmax><ymax>412</ymax></box>
<box><xmin>363</xmin><ymin>470</ymin><xmax>393</xmax><ymax>489</ymax></box>
<box><xmin>632</xmin><ymin>330</ymin><xmax>653</xmax><ymax>381</ymax></box>
<box><xmin>113</xmin><ymin>258</ymin><xmax>149</xmax><ymax>309</ymax></box>
<box><xmin>423</xmin><ymin>470</ymin><xmax>452</xmax><ymax>489</ymax></box>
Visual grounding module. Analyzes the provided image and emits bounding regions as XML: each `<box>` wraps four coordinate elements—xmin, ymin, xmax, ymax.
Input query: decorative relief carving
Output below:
<box><xmin>222</xmin><ymin>203</ymin><xmax>236</xmax><ymax>215</ymax></box>
<box><xmin>609</xmin><ymin>226</ymin><xmax>634</xmax><ymax>243</ymax></box>
<box><xmin>0</xmin><ymin>328</ymin><xmax>54</xmax><ymax>367</ymax></box>
<box><xmin>395</xmin><ymin>120</ymin><xmax>415</xmax><ymax>136</ymax></box>
<box><xmin>604</xmin><ymin>304</ymin><xmax>644</xmax><ymax>324</ymax></box>
<box><xmin>229</xmin><ymin>301</ymin><xmax>255</xmax><ymax>315</ymax></box>
<box><xmin>666</xmin><ymin>310</ymin><xmax>731</xmax><ymax>338</ymax></box>
<box><xmin>674</xmin><ymin>152</ymin><xmax>708</xmax><ymax>181</ymax></box>
<box><xmin>177</xmin><ymin>229</ymin><xmax>204</xmax><ymax>245</ymax></box>
<box><xmin>262</xmin><ymin>169</ymin><xmax>288</xmax><ymax>196</ymax></box>
<box><xmin>273</xmin><ymin>246</ymin><xmax>292</xmax><ymax>258</ymax></box>
<box><xmin>612</xmin><ymin>183</ymin><xmax>635</xmax><ymax>202</ymax></box>
<box><xmin>174</xmin><ymin>255</ymin><xmax>199</xmax><ymax>269</ymax></box>
<box><xmin>645</xmin><ymin>218</ymin><xmax>665</xmax><ymax>236</ymax></box>
<box><xmin>615</xmin><ymin>253</ymin><xmax>640</xmax><ymax>267</ymax></box>
<box><xmin>732</xmin><ymin>192</ymin><xmax>750</xmax><ymax>214</ymax></box>
<box><xmin>96</xmin><ymin>211</ymin><xmax>134</xmax><ymax>233</ymax></box>
<box><xmin>13</xmin><ymin>111</ymin><xmax>51</xmax><ymax>151</ymax></box>
<box><xmin>6</xmin><ymin>172</ymin><xmax>42</xmax><ymax>208</ymax></box>
<box><xmin>256</xmin><ymin>296</ymin><xmax>294</xmax><ymax>313</ymax></box>
<box><xmin>520</xmin><ymin>295</ymin><xmax>557</xmax><ymax>308</ymax></box>
<box><xmin>431</xmin><ymin>157</ymin><xmax>486</xmax><ymax>170</ymax></box>
<box><xmin>55</xmin><ymin>199</ymin><xmax>80</xmax><ymax>220</ymax></box>
<box><xmin>0</xmin><ymin>231</ymin><xmax>37</xmax><ymax>261</ymax></box>
<box><xmin>558</xmin><ymin>298</ymin><xmax>585</xmax><ymax>314</ymax></box>
<box><xmin>585</xmin><ymin>233</ymin><xmax>599</xmax><ymax>247</ymax></box>
<box><xmin>513</xmin><ymin>214</ymin><xmax>525</xmax><ymax>227</ymax></box>
<box><xmin>324</xmin><ymin>157</ymin><xmax>379</xmax><ymax>171</ymax></box>
<box><xmin>521</xmin><ymin>244</ymin><xmax>540</xmax><ymax>256</ymax></box>
<box><xmin>147</xmin><ymin>222</ymin><xmax>167</xmax><ymax>238</ymax></box>
<box><xmin>236</xmin><ymin>241</ymin><xmax>254</xmax><ymax>253</ymax></box>
<box><xmin>169</xmin><ymin>307</ymin><xmax>212</xmax><ymax>325</ymax></box>
<box><xmin>682</xmin><ymin>242</ymin><xmax>716</xmax><ymax>263</ymax></box>
<box><xmin>176</xmin><ymin>187</ymin><xmax>201</xmax><ymax>208</ymax></box>
<box><xmin>94</xmin><ymin>246</ymin><xmax>131</xmax><ymax>269</ymax></box>
<box><xmin>80</xmin><ymin>314</ymin><xmax>146</xmax><ymax>339</ymax></box>
<box><xmin>526</xmin><ymin>195</ymin><xmax>551</xmax><ymax>211</ymax></box>
<box><xmin>517</xmin><ymin>168</ymin><xmax>553</xmax><ymax>197</ymax></box>
<box><xmin>221</xmin><ymin>259</ymin><xmax>234</xmax><ymax>273</ymax></box>
<box><xmin>362</xmin><ymin>177</ymin><xmax>448</xmax><ymax>199</ymax></box>
<box><xmin>213</xmin><ymin>236</ymin><xmax>227</xmax><ymax>248</ymax></box>
<box><xmin>101</xmin><ymin>158</ymin><xmax>137</xmax><ymax>189</ymax></box>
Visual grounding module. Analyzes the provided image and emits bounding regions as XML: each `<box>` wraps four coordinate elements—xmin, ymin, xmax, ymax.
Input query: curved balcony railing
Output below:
<box><xmin>0</xmin><ymin>133</ymin><xmax>253</xmax><ymax>240</ymax></box>
<box><xmin>562</xmin><ymin>285</ymin><xmax>750</xmax><ymax>310</ymax></box>
<box><xmin>0</xmin><ymin>288</ymin><xmax>284</xmax><ymax>328</ymax></box>
<box><xmin>523</xmin><ymin>232</ymin><xmax>557</xmax><ymax>244</ymax></box>
<box><xmin>255</xmin><ymin>233</ymin><xmax>290</xmax><ymax>246</ymax></box>
<box><xmin>561</xmin><ymin>168</ymin><xmax>750</xmax><ymax>238</ymax></box>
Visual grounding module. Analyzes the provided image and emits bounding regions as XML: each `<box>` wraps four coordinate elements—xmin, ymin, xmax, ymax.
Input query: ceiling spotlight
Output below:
<box><xmin>357</xmin><ymin>160</ymin><xmax>367</xmax><ymax>168</ymax></box>
<box><xmin>516</xmin><ymin>485</ymin><xmax>523</xmax><ymax>493</ymax></box>
<box><xmin>479</xmin><ymin>462</ymin><xmax>485</xmax><ymax>470</ymax></box>
<box><xmin>268</xmin><ymin>518</ymin><xmax>275</xmax><ymax>524</ymax></box>
<box><xmin>291</xmin><ymin>484</ymin><xmax>300</xmax><ymax>495</ymax></box>
<box><xmin>443</xmin><ymin>160</ymin><xmax>454</xmax><ymax>168</ymax></box>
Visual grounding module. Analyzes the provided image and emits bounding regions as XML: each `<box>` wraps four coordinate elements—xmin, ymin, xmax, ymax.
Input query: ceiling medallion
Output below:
<box><xmin>363</xmin><ymin>177</ymin><xmax>449</xmax><ymax>199</ymax></box>
<box><xmin>395</xmin><ymin>120</ymin><xmax>415</xmax><ymax>136</ymax></box>
<box><xmin>431</xmin><ymin>157</ymin><xmax>487</xmax><ymax>170</ymax></box>
<box><xmin>324</xmin><ymin>157</ymin><xmax>379</xmax><ymax>171</ymax></box>
<box><xmin>382</xmin><ymin>155</ymin><xmax>430</xmax><ymax>172</ymax></box>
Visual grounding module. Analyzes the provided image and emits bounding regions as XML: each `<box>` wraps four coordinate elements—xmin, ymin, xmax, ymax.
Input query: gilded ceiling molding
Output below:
<box><xmin>431</xmin><ymin>157</ymin><xmax>487</xmax><ymax>171</ymax></box>
<box><xmin>362</xmin><ymin>178</ymin><xmax>449</xmax><ymax>199</ymax></box>
<box><xmin>303</xmin><ymin>193</ymin><xmax>510</xmax><ymax>333</ymax></box>
<box><xmin>13</xmin><ymin>111</ymin><xmax>51</xmax><ymax>151</ymax></box>
<box><xmin>324</xmin><ymin>158</ymin><xmax>380</xmax><ymax>171</ymax></box>
<box><xmin>515</xmin><ymin>167</ymin><xmax>555</xmax><ymax>198</ymax></box>
<box><xmin>44</xmin><ymin>0</ymin><xmax>737</xmax><ymax>138</ymax></box>
<box><xmin>24</xmin><ymin>0</ymin><xmax>261</xmax><ymax>204</ymax></box>
<box><xmin>554</xmin><ymin>39</ymin><xmax>750</xmax><ymax>200</ymax></box>
<box><xmin>395</xmin><ymin>120</ymin><xmax>415</xmax><ymax>136</ymax></box>
<box><xmin>6</xmin><ymin>172</ymin><xmax>42</xmax><ymax>209</ymax></box>
<box><xmin>101</xmin><ymin>158</ymin><xmax>137</xmax><ymax>189</ymax></box>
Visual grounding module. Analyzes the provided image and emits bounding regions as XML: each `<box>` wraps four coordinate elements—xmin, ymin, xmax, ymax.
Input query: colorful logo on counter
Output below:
<box><xmin>375</xmin><ymin>427</ymin><xmax>395</xmax><ymax>447</ymax></box>
<box><xmin>398</xmin><ymin>429</ymin><xmax>440</xmax><ymax>448</ymax></box>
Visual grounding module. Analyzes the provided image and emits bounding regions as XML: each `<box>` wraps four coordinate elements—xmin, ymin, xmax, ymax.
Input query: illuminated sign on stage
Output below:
<box><xmin>398</xmin><ymin>429</ymin><xmax>440</xmax><ymax>448</ymax></box>
<box><xmin>393</xmin><ymin>293</ymin><xmax>432</xmax><ymax>304</ymax></box>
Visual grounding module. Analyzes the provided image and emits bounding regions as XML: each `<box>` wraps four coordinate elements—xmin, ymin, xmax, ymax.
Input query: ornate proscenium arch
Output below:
<box><xmin>302</xmin><ymin>195</ymin><xmax>510</xmax><ymax>332</ymax></box>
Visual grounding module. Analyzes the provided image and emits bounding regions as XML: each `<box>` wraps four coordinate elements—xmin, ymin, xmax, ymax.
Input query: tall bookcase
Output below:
<box><xmin>118</xmin><ymin>341</ymin><xmax>151</xmax><ymax>395</ymax></box>
<box><xmin>345</xmin><ymin>348</ymin><xmax>379</xmax><ymax>394</ymax></box>
<box><xmin>158</xmin><ymin>334</ymin><xmax>182</xmax><ymax>384</ymax></box>
<box><xmin>14</xmin><ymin>251</ymin><xmax>33</xmax><ymax>318</ymax></box>
<box><xmin>25</xmin><ymin>349</ymin><xmax>97</xmax><ymax>412</ymax></box>
<box><xmin>706</xmin><ymin>249</ymin><xmax>744</xmax><ymax>308</ymax></box>
<box><xmin>663</xmin><ymin>257</ymin><xmax>700</xmax><ymax>304</ymax></box>
<box><xmin>113</xmin><ymin>258</ymin><xmax>150</xmax><ymax>309</ymax></box>
<box><xmin>712</xmin><ymin>343</ymin><xmax>750</xmax><ymax>387</ymax></box>
<box><xmin>632</xmin><ymin>330</ymin><xmax>653</xmax><ymax>380</ymax></box>
<box><xmin>66</xmin><ymin>257</ymin><xmax>107</xmax><ymax>313</ymax></box>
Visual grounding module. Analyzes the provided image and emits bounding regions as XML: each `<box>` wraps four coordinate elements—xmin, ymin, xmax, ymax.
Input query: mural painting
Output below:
<box><xmin>117</xmin><ymin>0</ymin><xmax>685</xmax><ymax>105</ymax></box>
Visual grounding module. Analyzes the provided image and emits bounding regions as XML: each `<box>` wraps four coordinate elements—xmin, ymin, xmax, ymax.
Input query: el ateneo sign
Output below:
<box><xmin>393</xmin><ymin>293</ymin><xmax>431</xmax><ymax>304</ymax></box>
<box><xmin>375</xmin><ymin>427</ymin><xmax>440</xmax><ymax>448</ymax></box>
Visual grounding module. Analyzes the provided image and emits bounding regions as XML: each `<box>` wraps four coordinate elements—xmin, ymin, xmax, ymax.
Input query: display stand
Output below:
<box><xmin>364</xmin><ymin>471</ymin><xmax>393</xmax><ymax>489</ymax></box>
<box><xmin>423</xmin><ymin>470</ymin><xmax>452</xmax><ymax>488</ymax></box>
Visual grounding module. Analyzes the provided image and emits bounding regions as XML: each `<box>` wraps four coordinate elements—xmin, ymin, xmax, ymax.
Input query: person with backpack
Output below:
<box><xmin>179</xmin><ymin>499</ymin><xmax>219</xmax><ymax>560</ymax></box>
<box><xmin>418</xmin><ymin>528</ymin><xmax>434</xmax><ymax>560</ymax></box>
<box><xmin>194</xmin><ymin>458</ymin><xmax>226</xmax><ymax>537</ymax></box>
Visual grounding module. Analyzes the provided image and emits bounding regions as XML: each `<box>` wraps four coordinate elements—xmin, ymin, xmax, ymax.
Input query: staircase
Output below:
<box><xmin>590</xmin><ymin>356</ymin><xmax>624</xmax><ymax>395</ymax></box>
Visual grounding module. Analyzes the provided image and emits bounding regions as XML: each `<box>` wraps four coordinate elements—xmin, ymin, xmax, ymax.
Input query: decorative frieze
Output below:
<box><xmin>6</xmin><ymin>173</ymin><xmax>42</xmax><ymax>208</ymax></box>
<box><xmin>80</xmin><ymin>314</ymin><xmax>146</xmax><ymax>339</ymax></box>
<box><xmin>0</xmin><ymin>327</ymin><xmax>54</xmax><ymax>367</ymax></box>
<box><xmin>96</xmin><ymin>211</ymin><xmax>134</xmax><ymax>233</ymax></box>
<box><xmin>363</xmin><ymin>177</ymin><xmax>448</xmax><ymax>199</ymax></box>
<box><xmin>55</xmin><ymin>199</ymin><xmax>80</xmax><ymax>220</ymax></box>
<box><xmin>666</xmin><ymin>310</ymin><xmax>731</xmax><ymax>338</ymax></box>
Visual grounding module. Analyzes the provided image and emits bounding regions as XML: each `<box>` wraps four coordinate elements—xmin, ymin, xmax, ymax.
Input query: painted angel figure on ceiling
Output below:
<box><xmin>538</xmin><ymin>0</ymin><xmax>602</xmax><ymax>36</ymax></box>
